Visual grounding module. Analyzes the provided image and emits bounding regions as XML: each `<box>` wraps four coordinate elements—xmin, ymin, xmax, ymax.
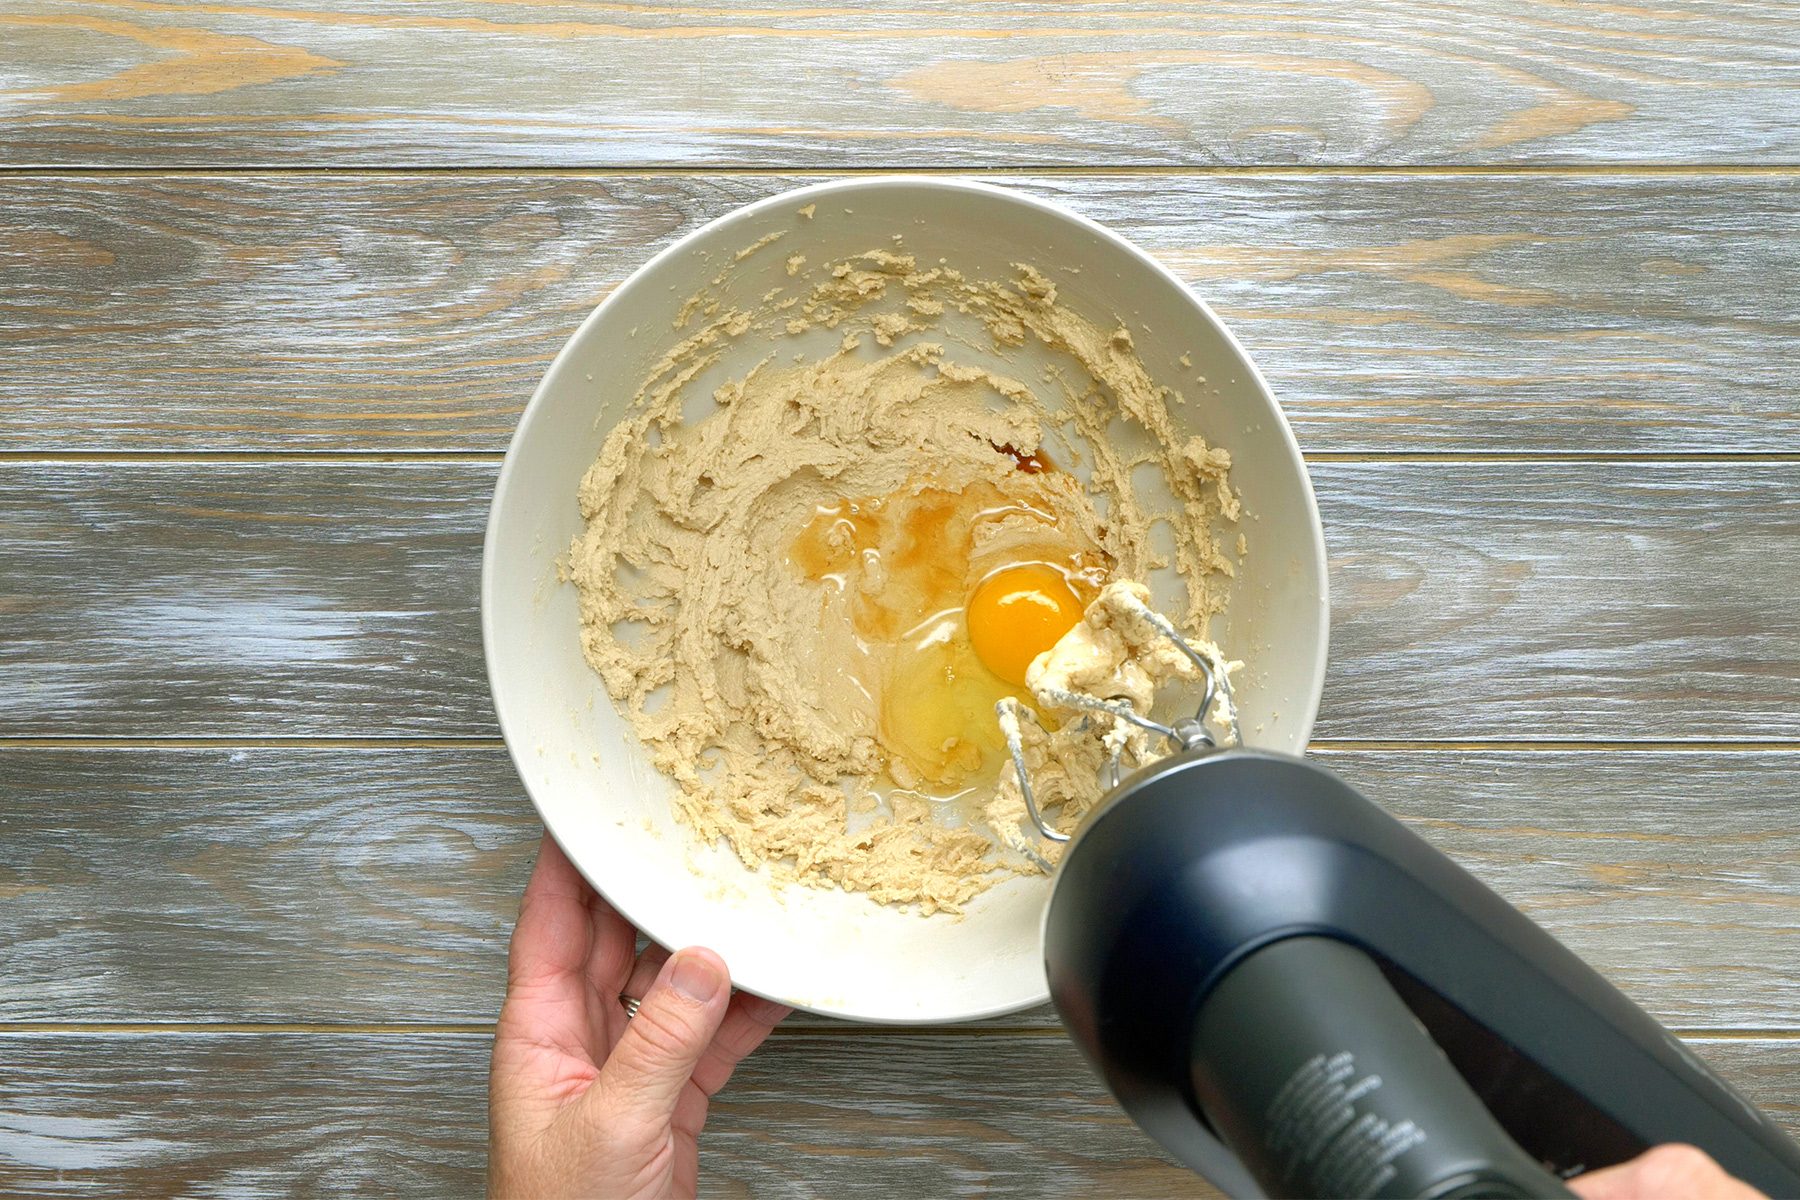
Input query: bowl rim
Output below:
<box><xmin>481</xmin><ymin>174</ymin><xmax>1330</xmax><ymax>1022</ymax></box>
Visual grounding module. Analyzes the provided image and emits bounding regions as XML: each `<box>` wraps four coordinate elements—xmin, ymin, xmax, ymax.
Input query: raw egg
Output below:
<box><xmin>787</xmin><ymin>454</ymin><xmax>1105</xmax><ymax>802</ymax></box>
<box><xmin>967</xmin><ymin>564</ymin><xmax>1085</xmax><ymax>687</ymax></box>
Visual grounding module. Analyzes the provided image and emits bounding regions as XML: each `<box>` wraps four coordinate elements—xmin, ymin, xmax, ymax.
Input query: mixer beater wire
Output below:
<box><xmin>997</xmin><ymin>590</ymin><xmax>1238</xmax><ymax>846</ymax></box>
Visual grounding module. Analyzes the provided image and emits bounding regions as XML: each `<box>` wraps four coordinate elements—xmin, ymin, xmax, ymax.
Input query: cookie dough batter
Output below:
<box><xmin>566</xmin><ymin>240</ymin><xmax>1240</xmax><ymax>913</ymax></box>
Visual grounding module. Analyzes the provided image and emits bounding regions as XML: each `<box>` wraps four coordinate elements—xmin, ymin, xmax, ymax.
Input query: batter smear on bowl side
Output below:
<box><xmin>565</xmin><ymin>244</ymin><xmax>1241</xmax><ymax>914</ymax></box>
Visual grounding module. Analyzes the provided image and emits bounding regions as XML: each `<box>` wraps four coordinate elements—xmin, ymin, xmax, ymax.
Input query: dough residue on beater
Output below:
<box><xmin>566</xmin><ymin>240</ymin><xmax>1241</xmax><ymax>914</ymax></box>
<box><xmin>986</xmin><ymin>580</ymin><xmax>1240</xmax><ymax>861</ymax></box>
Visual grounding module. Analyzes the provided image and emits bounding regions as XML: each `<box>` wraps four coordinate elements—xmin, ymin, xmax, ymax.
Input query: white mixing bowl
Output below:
<box><xmin>483</xmin><ymin>178</ymin><xmax>1328</xmax><ymax>1023</ymax></box>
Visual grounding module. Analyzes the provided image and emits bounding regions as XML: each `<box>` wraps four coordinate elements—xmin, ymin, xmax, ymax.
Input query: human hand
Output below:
<box><xmin>1569</xmin><ymin>1144</ymin><xmax>1768</xmax><ymax>1200</ymax></box>
<box><xmin>489</xmin><ymin>832</ymin><xmax>790</xmax><ymax>1199</ymax></box>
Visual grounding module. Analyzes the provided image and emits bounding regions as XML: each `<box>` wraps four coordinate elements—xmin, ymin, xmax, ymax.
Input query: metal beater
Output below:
<box><xmin>996</xmin><ymin>587</ymin><xmax>1240</xmax><ymax>847</ymax></box>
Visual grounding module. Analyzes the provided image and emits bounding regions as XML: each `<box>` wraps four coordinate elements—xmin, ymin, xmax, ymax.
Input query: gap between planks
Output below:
<box><xmin>0</xmin><ymin>1024</ymin><xmax>1795</xmax><ymax>1040</ymax></box>
<box><xmin>4</xmin><ymin>452</ymin><xmax>1800</xmax><ymax>465</ymax></box>
<box><xmin>2</xmin><ymin>164</ymin><xmax>1799</xmax><ymax>180</ymax></box>
<box><xmin>10</xmin><ymin>734</ymin><xmax>1800</xmax><ymax>752</ymax></box>
<box><xmin>5</xmin><ymin>738</ymin><xmax>1799</xmax><ymax>751</ymax></box>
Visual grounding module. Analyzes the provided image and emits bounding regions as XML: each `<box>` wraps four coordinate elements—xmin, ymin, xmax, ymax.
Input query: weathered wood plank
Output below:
<box><xmin>1318</xmin><ymin>462</ymin><xmax>1800</xmax><ymax>743</ymax></box>
<box><xmin>0</xmin><ymin>746</ymin><xmax>527</xmax><ymax>1026</ymax></box>
<box><xmin>0</xmin><ymin>1033</ymin><xmax>491</xmax><ymax>1199</ymax></box>
<box><xmin>2</xmin><ymin>746</ymin><xmax>1794</xmax><ymax>1029</ymax></box>
<box><xmin>2</xmin><ymin>1</ymin><xmax>1795</xmax><ymax>168</ymax></box>
<box><xmin>2</xmin><ymin>173</ymin><xmax>1796</xmax><ymax>454</ymax></box>
<box><xmin>0</xmin><ymin>1031</ymin><xmax>1794</xmax><ymax>1198</ymax></box>
<box><xmin>2</xmin><ymin>461</ymin><xmax>1795</xmax><ymax>740</ymax></box>
<box><xmin>0</xmin><ymin>464</ymin><xmax>488</xmax><ymax>738</ymax></box>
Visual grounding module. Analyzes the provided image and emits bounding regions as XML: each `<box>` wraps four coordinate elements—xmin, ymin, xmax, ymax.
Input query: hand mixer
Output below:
<box><xmin>999</xmin><ymin>601</ymin><xmax>1800</xmax><ymax>1200</ymax></box>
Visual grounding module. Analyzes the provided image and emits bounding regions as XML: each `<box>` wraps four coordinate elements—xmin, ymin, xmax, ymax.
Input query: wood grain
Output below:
<box><xmin>2</xmin><ymin>1</ymin><xmax>1796</xmax><ymax>168</ymax></box>
<box><xmin>0</xmin><ymin>1032</ymin><xmax>490</xmax><ymax>1198</ymax></box>
<box><xmin>2</xmin><ymin>746</ymin><xmax>1794</xmax><ymax>1029</ymax></box>
<box><xmin>0</xmin><ymin>746</ymin><xmax>527</xmax><ymax>1026</ymax></box>
<box><xmin>5</xmin><ymin>0</ymin><xmax>1795</xmax><ymax>1182</ymax></box>
<box><xmin>1317</xmin><ymin>461</ymin><xmax>1800</xmax><ymax>742</ymax></box>
<box><xmin>1</xmin><ymin>1030</ymin><xmax>1795</xmax><ymax>1198</ymax></box>
<box><xmin>0</xmin><ymin>463</ymin><xmax>488</xmax><ymax>738</ymax></box>
<box><xmin>3</xmin><ymin>173</ymin><xmax>1797</xmax><ymax>454</ymax></box>
<box><xmin>2</xmin><ymin>461</ymin><xmax>1795</xmax><ymax>741</ymax></box>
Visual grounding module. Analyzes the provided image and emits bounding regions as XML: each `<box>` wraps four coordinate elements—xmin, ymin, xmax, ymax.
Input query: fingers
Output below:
<box><xmin>616</xmin><ymin>943</ymin><xmax>672</xmax><ymax>1017</ymax></box>
<box><xmin>583</xmin><ymin>889</ymin><xmax>639</xmax><ymax>1001</ymax></box>
<box><xmin>691</xmin><ymin>991</ymin><xmax>791</xmax><ymax>1097</ymax></box>
<box><xmin>612</xmin><ymin>942</ymin><xmax>789</xmax><ymax>1096</ymax></box>
<box><xmin>494</xmin><ymin>833</ymin><xmax>602</xmax><ymax>1094</ymax></box>
<box><xmin>1567</xmin><ymin>1162</ymin><xmax>1633</xmax><ymax>1200</ymax></box>
<box><xmin>598</xmin><ymin>942</ymin><xmax>671</xmax><ymax>1054</ymax></box>
<box><xmin>588</xmin><ymin>947</ymin><xmax>731</xmax><ymax>1130</ymax></box>
<box><xmin>1568</xmin><ymin>1144</ymin><xmax>1769</xmax><ymax>1200</ymax></box>
<box><xmin>507</xmin><ymin>831</ymin><xmax>594</xmax><ymax>989</ymax></box>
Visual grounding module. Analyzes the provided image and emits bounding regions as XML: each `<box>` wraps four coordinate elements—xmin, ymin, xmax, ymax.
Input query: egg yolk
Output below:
<box><xmin>967</xmin><ymin>564</ymin><xmax>1085</xmax><ymax>688</ymax></box>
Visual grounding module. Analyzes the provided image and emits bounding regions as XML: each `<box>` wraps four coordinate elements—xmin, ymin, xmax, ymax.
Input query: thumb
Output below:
<box><xmin>593</xmin><ymin>948</ymin><xmax>731</xmax><ymax>1127</ymax></box>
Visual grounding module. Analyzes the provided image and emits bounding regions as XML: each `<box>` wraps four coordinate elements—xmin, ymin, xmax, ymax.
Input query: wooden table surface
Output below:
<box><xmin>3</xmin><ymin>3</ymin><xmax>1797</xmax><ymax>1196</ymax></box>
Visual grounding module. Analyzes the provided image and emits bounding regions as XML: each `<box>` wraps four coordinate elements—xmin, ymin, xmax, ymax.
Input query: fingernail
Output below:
<box><xmin>669</xmin><ymin>950</ymin><xmax>724</xmax><ymax>1003</ymax></box>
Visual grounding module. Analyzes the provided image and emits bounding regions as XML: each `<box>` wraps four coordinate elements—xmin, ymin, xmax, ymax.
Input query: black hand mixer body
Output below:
<box><xmin>1043</xmin><ymin>748</ymin><xmax>1800</xmax><ymax>1200</ymax></box>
